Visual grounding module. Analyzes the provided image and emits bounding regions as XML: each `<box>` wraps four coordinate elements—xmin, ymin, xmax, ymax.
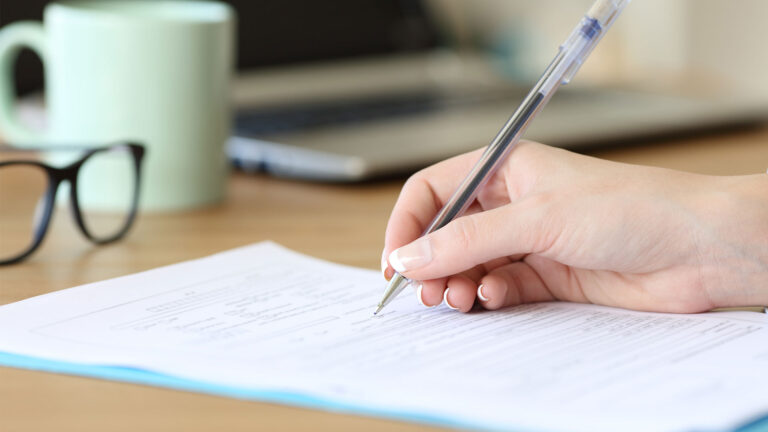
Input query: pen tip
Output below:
<box><xmin>373</xmin><ymin>304</ymin><xmax>384</xmax><ymax>315</ymax></box>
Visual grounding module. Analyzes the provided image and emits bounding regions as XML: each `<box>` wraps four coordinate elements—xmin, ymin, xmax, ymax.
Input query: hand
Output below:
<box><xmin>382</xmin><ymin>142</ymin><xmax>768</xmax><ymax>313</ymax></box>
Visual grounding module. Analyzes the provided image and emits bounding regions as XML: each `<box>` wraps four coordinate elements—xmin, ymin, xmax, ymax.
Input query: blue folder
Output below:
<box><xmin>1</xmin><ymin>351</ymin><xmax>766</xmax><ymax>432</ymax></box>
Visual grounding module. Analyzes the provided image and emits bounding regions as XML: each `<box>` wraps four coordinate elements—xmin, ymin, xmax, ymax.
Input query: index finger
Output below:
<box><xmin>383</xmin><ymin>148</ymin><xmax>485</xmax><ymax>268</ymax></box>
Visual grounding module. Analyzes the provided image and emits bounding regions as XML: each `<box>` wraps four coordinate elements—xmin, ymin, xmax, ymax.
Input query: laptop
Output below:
<box><xmin>227</xmin><ymin>0</ymin><xmax>768</xmax><ymax>181</ymax></box>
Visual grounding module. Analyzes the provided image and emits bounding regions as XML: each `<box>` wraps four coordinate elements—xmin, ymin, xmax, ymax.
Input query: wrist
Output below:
<box><xmin>695</xmin><ymin>174</ymin><xmax>768</xmax><ymax>308</ymax></box>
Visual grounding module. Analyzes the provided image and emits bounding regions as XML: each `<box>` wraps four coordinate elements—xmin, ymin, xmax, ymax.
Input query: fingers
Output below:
<box><xmin>415</xmin><ymin>275</ymin><xmax>480</xmax><ymax>313</ymax></box>
<box><xmin>476</xmin><ymin>261</ymin><xmax>556</xmax><ymax>310</ymax></box>
<box><xmin>381</xmin><ymin>154</ymin><xmax>487</xmax><ymax>282</ymax></box>
<box><xmin>444</xmin><ymin>275</ymin><xmax>478</xmax><ymax>312</ymax></box>
<box><xmin>418</xmin><ymin>278</ymin><xmax>447</xmax><ymax>307</ymax></box>
<box><xmin>416</xmin><ymin>265</ymin><xmax>487</xmax><ymax>310</ymax></box>
<box><xmin>413</xmin><ymin>259</ymin><xmax>560</xmax><ymax>313</ymax></box>
<box><xmin>389</xmin><ymin>194</ymin><xmax>558</xmax><ymax>282</ymax></box>
<box><xmin>383</xmin><ymin>149</ymin><xmax>485</xmax><ymax>260</ymax></box>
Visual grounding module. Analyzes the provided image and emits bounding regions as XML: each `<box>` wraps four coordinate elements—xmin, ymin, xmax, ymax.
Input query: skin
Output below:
<box><xmin>382</xmin><ymin>141</ymin><xmax>768</xmax><ymax>314</ymax></box>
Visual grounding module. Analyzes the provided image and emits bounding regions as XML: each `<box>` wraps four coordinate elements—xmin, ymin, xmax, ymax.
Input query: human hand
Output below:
<box><xmin>382</xmin><ymin>142</ymin><xmax>768</xmax><ymax>313</ymax></box>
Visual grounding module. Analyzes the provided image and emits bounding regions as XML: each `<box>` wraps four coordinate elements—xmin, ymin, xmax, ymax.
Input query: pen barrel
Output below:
<box><xmin>422</xmin><ymin>94</ymin><xmax>544</xmax><ymax>235</ymax></box>
<box><xmin>420</xmin><ymin>0</ymin><xmax>633</xmax><ymax>237</ymax></box>
<box><xmin>421</xmin><ymin>49</ymin><xmax>569</xmax><ymax>236</ymax></box>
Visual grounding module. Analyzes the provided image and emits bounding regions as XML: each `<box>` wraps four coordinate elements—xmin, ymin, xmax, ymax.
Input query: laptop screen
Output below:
<box><xmin>232</xmin><ymin>0</ymin><xmax>443</xmax><ymax>69</ymax></box>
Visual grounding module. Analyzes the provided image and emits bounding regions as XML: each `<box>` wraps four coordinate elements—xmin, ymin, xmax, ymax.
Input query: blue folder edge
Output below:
<box><xmin>1</xmin><ymin>351</ymin><xmax>766</xmax><ymax>432</ymax></box>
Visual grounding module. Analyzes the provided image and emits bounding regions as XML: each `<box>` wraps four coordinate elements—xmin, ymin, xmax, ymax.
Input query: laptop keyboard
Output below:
<box><xmin>234</xmin><ymin>91</ymin><xmax>515</xmax><ymax>136</ymax></box>
<box><xmin>235</xmin><ymin>92</ymin><xmax>451</xmax><ymax>136</ymax></box>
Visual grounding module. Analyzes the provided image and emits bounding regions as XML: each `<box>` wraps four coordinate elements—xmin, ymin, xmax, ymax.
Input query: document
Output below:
<box><xmin>0</xmin><ymin>242</ymin><xmax>766</xmax><ymax>432</ymax></box>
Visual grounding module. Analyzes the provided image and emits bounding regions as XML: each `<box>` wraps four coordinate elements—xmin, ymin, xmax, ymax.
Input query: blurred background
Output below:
<box><xmin>5</xmin><ymin>0</ymin><xmax>768</xmax><ymax>96</ymax></box>
<box><xmin>430</xmin><ymin>0</ymin><xmax>768</xmax><ymax>94</ymax></box>
<box><xmin>3</xmin><ymin>0</ymin><xmax>767</xmax><ymax>180</ymax></box>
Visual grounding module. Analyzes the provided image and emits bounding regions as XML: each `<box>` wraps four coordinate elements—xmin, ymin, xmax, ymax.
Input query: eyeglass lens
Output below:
<box><xmin>76</xmin><ymin>146</ymin><xmax>137</xmax><ymax>240</ymax></box>
<box><xmin>0</xmin><ymin>163</ymin><xmax>49</xmax><ymax>261</ymax></box>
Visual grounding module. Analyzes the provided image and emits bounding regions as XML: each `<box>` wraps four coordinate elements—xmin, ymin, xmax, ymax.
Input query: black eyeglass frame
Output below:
<box><xmin>0</xmin><ymin>142</ymin><xmax>145</xmax><ymax>265</ymax></box>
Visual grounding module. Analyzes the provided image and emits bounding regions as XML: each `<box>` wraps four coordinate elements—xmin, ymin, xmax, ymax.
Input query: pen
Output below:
<box><xmin>375</xmin><ymin>0</ymin><xmax>631</xmax><ymax>315</ymax></box>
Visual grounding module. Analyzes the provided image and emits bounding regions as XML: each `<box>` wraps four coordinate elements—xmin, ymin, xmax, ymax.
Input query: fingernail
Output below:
<box><xmin>381</xmin><ymin>250</ymin><xmax>387</xmax><ymax>275</ymax></box>
<box><xmin>381</xmin><ymin>250</ymin><xmax>389</xmax><ymax>280</ymax></box>
<box><xmin>416</xmin><ymin>282</ymin><xmax>433</xmax><ymax>308</ymax></box>
<box><xmin>477</xmin><ymin>284</ymin><xmax>490</xmax><ymax>302</ymax></box>
<box><xmin>388</xmin><ymin>237</ymin><xmax>432</xmax><ymax>274</ymax></box>
<box><xmin>381</xmin><ymin>250</ymin><xmax>395</xmax><ymax>281</ymax></box>
<box><xmin>443</xmin><ymin>288</ymin><xmax>459</xmax><ymax>310</ymax></box>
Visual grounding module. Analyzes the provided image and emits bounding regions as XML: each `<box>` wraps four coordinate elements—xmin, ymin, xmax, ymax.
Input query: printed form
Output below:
<box><xmin>0</xmin><ymin>242</ymin><xmax>766</xmax><ymax>432</ymax></box>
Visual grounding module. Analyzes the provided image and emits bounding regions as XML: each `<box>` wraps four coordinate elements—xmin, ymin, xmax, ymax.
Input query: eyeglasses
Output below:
<box><xmin>0</xmin><ymin>142</ymin><xmax>145</xmax><ymax>265</ymax></box>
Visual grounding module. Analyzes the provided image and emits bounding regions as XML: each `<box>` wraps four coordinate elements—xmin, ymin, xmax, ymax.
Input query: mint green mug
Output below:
<box><xmin>0</xmin><ymin>1</ymin><xmax>234</xmax><ymax>211</ymax></box>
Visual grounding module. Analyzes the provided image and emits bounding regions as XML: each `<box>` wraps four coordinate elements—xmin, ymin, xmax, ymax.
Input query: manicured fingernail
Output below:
<box><xmin>381</xmin><ymin>250</ymin><xmax>396</xmax><ymax>280</ymax></box>
<box><xmin>416</xmin><ymin>282</ymin><xmax>433</xmax><ymax>308</ymax></box>
<box><xmin>384</xmin><ymin>268</ymin><xmax>394</xmax><ymax>281</ymax></box>
<box><xmin>381</xmin><ymin>250</ymin><xmax>387</xmax><ymax>275</ymax></box>
<box><xmin>388</xmin><ymin>237</ymin><xmax>432</xmax><ymax>273</ymax></box>
<box><xmin>443</xmin><ymin>288</ymin><xmax>459</xmax><ymax>310</ymax></box>
<box><xmin>477</xmin><ymin>284</ymin><xmax>490</xmax><ymax>302</ymax></box>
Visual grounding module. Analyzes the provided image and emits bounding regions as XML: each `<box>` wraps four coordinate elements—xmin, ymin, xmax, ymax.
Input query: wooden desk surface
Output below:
<box><xmin>1</xmin><ymin>126</ymin><xmax>767</xmax><ymax>431</ymax></box>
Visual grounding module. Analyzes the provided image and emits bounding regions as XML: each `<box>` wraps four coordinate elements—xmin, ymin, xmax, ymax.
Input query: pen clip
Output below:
<box><xmin>561</xmin><ymin>60</ymin><xmax>583</xmax><ymax>86</ymax></box>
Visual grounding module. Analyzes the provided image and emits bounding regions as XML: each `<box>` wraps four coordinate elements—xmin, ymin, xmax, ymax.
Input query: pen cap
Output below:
<box><xmin>559</xmin><ymin>0</ymin><xmax>631</xmax><ymax>85</ymax></box>
<box><xmin>588</xmin><ymin>0</ymin><xmax>631</xmax><ymax>30</ymax></box>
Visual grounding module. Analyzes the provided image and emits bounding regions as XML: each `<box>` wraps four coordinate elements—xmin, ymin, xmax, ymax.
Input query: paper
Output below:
<box><xmin>0</xmin><ymin>242</ymin><xmax>766</xmax><ymax>432</ymax></box>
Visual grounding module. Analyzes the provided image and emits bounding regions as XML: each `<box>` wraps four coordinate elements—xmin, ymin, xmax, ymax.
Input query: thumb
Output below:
<box><xmin>387</xmin><ymin>196</ymin><xmax>557</xmax><ymax>281</ymax></box>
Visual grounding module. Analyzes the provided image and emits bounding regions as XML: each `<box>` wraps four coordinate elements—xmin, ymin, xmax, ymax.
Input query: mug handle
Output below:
<box><xmin>0</xmin><ymin>21</ymin><xmax>48</xmax><ymax>145</ymax></box>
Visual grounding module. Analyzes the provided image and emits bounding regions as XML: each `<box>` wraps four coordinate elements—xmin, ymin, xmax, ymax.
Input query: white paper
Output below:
<box><xmin>0</xmin><ymin>242</ymin><xmax>766</xmax><ymax>432</ymax></box>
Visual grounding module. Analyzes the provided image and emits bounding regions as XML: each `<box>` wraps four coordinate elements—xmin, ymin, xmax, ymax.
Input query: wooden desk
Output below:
<box><xmin>1</xmin><ymin>125</ymin><xmax>767</xmax><ymax>431</ymax></box>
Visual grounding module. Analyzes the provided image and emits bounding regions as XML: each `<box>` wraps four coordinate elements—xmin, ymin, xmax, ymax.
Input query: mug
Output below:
<box><xmin>0</xmin><ymin>1</ymin><xmax>235</xmax><ymax>211</ymax></box>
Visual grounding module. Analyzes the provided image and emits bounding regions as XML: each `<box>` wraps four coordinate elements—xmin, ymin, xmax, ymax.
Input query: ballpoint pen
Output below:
<box><xmin>375</xmin><ymin>0</ymin><xmax>631</xmax><ymax>315</ymax></box>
